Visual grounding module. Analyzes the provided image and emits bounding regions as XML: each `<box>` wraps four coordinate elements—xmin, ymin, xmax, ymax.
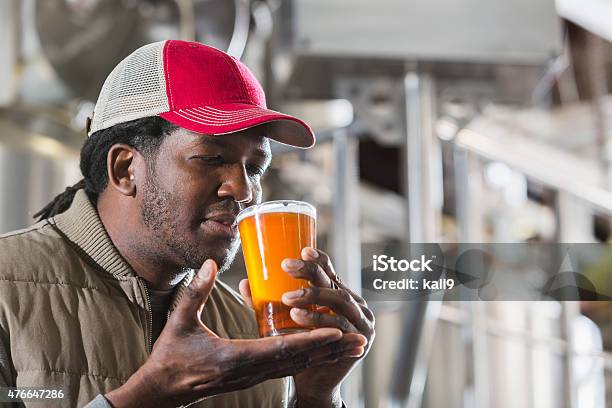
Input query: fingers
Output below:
<box><xmin>282</xmin><ymin>248</ymin><xmax>375</xmax><ymax>349</ymax></box>
<box><xmin>260</xmin><ymin>333</ymin><xmax>366</xmax><ymax>375</ymax></box>
<box><xmin>242</xmin><ymin>328</ymin><xmax>343</xmax><ymax>362</ymax></box>
<box><xmin>301</xmin><ymin>247</ymin><xmax>368</xmax><ymax>306</ymax></box>
<box><xmin>282</xmin><ymin>287</ymin><xmax>371</xmax><ymax>334</ymax></box>
<box><xmin>206</xmin><ymin>335</ymin><xmax>365</xmax><ymax>393</ymax></box>
<box><xmin>238</xmin><ymin>279</ymin><xmax>254</xmax><ymax>308</ymax></box>
<box><xmin>170</xmin><ymin>259</ymin><xmax>218</xmax><ymax>332</ymax></box>
<box><xmin>300</xmin><ymin>247</ymin><xmax>337</xmax><ymax>288</ymax></box>
<box><xmin>242</xmin><ymin>349</ymin><xmax>361</xmax><ymax>387</ymax></box>
<box><xmin>231</xmin><ymin>331</ymin><xmax>366</xmax><ymax>376</ymax></box>
<box><xmin>283</xmin><ymin>248</ymin><xmax>368</xmax><ymax>307</ymax></box>
<box><xmin>281</xmin><ymin>258</ymin><xmax>331</xmax><ymax>288</ymax></box>
<box><xmin>290</xmin><ymin>307</ymin><xmax>359</xmax><ymax>333</ymax></box>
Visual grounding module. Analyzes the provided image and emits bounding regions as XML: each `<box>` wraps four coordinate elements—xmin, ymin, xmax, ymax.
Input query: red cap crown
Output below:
<box><xmin>90</xmin><ymin>40</ymin><xmax>315</xmax><ymax>148</ymax></box>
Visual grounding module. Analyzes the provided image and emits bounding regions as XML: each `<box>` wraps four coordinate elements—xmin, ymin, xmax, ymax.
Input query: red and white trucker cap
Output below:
<box><xmin>88</xmin><ymin>40</ymin><xmax>315</xmax><ymax>148</ymax></box>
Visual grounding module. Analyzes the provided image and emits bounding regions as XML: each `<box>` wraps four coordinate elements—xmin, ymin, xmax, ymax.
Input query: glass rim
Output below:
<box><xmin>236</xmin><ymin>200</ymin><xmax>316</xmax><ymax>223</ymax></box>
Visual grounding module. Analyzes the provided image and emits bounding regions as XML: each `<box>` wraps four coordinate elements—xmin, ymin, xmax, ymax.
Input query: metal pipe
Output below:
<box><xmin>453</xmin><ymin>126</ymin><xmax>489</xmax><ymax>406</ymax></box>
<box><xmin>227</xmin><ymin>0</ymin><xmax>251</xmax><ymax>59</ymax></box>
<box><xmin>389</xmin><ymin>71</ymin><xmax>444</xmax><ymax>408</ymax></box>
<box><xmin>471</xmin><ymin>303</ymin><xmax>491</xmax><ymax>408</ymax></box>
<box><xmin>174</xmin><ymin>0</ymin><xmax>196</xmax><ymax>41</ymax></box>
<box><xmin>585</xmin><ymin>33</ymin><xmax>611</xmax><ymax>188</ymax></box>
<box><xmin>561</xmin><ymin>302</ymin><xmax>580</xmax><ymax>408</ymax></box>
<box><xmin>455</xmin><ymin>127</ymin><xmax>612</xmax><ymax>217</ymax></box>
<box><xmin>0</xmin><ymin>0</ymin><xmax>17</xmax><ymax>107</ymax></box>
<box><xmin>332</xmin><ymin>128</ymin><xmax>363</xmax><ymax>407</ymax></box>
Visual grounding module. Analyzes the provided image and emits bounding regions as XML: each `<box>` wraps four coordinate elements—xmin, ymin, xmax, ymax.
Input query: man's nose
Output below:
<box><xmin>217</xmin><ymin>164</ymin><xmax>253</xmax><ymax>204</ymax></box>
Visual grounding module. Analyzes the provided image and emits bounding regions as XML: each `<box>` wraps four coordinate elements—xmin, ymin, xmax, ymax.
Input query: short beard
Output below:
<box><xmin>140</xmin><ymin>168</ymin><xmax>239</xmax><ymax>273</ymax></box>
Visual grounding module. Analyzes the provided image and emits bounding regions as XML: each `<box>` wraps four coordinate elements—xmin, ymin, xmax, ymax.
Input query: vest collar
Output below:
<box><xmin>51</xmin><ymin>189</ymin><xmax>136</xmax><ymax>279</ymax></box>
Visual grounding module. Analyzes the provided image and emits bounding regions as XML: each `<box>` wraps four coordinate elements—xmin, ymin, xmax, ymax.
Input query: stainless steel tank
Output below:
<box><xmin>0</xmin><ymin>107</ymin><xmax>82</xmax><ymax>233</ymax></box>
<box><xmin>34</xmin><ymin>0</ymin><xmax>251</xmax><ymax>101</ymax></box>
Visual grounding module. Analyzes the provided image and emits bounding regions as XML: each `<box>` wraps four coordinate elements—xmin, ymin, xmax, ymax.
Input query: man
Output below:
<box><xmin>0</xmin><ymin>40</ymin><xmax>374</xmax><ymax>407</ymax></box>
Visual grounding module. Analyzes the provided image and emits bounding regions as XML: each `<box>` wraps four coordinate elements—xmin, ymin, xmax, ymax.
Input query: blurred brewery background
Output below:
<box><xmin>3</xmin><ymin>0</ymin><xmax>612</xmax><ymax>407</ymax></box>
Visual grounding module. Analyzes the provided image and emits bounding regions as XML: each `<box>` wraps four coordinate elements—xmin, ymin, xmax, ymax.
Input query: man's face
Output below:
<box><xmin>138</xmin><ymin>126</ymin><xmax>271</xmax><ymax>272</ymax></box>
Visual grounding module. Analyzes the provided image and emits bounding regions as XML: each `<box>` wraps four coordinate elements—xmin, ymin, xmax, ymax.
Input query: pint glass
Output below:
<box><xmin>237</xmin><ymin>200</ymin><xmax>316</xmax><ymax>337</ymax></box>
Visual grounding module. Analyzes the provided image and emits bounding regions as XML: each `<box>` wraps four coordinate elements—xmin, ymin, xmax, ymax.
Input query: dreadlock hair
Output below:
<box><xmin>33</xmin><ymin>116</ymin><xmax>178</xmax><ymax>221</ymax></box>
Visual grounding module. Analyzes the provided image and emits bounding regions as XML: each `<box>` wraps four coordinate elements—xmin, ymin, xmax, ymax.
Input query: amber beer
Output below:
<box><xmin>237</xmin><ymin>201</ymin><xmax>316</xmax><ymax>337</ymax></box>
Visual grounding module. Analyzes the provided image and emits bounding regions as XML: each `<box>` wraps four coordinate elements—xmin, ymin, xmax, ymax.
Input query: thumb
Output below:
<box><xmin>172</xmin><ymin>259</ymin><xmax>218</xmax><ymax>328</ymax></box>
<box><xmin>238</xmin><ymin>279</ymin><xmax>254</xmax><ymax>308</ymax></box>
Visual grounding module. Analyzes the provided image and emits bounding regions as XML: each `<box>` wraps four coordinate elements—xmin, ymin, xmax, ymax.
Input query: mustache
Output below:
<box><xmin>203</xmin><ymin>200</ymin><xmax>243</xmax><ymax>217</ymax></box>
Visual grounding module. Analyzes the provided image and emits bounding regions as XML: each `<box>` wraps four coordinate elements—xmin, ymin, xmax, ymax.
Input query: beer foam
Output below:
<box><xmin>237</xmin><ymin>200</ymin><xmax>316</xmax><ymax>223</ymax></box>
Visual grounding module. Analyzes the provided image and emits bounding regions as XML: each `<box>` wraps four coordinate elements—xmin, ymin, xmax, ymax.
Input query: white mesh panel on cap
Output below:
<box><xmin>89</xmin><ymin>41</ymin><xmax>169</xmax><ymax>136</ymax></box>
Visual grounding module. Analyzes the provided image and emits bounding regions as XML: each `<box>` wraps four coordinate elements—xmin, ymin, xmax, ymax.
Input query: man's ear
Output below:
<box><xmin>107</xmin><ymin>144</ymin><xmax>140</xmax><ymax>196</ymax></box>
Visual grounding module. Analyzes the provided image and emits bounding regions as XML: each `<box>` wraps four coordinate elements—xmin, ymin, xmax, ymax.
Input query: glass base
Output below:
<box><xmin>257</xmin><ymin>301</ymin><xmax>312</xmax><ymax>337</ymax></box>
<box><xmin>264</xmin><ymin>327</ymin><xmax>309</xmax><ymax>337</ymax></box>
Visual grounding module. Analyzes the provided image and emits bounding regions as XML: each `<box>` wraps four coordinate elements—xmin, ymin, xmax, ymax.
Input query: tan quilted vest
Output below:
<box><xmin>0</xmin><ymin>190</ymin><xmax>289</xmax><ymax>407</ymax></box>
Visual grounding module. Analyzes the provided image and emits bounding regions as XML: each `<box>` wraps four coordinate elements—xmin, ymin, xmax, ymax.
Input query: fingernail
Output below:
<box><xmin>282</xmin><ymin>259</ymin><xmax>304</xmax><ymax>270</ymax></box>
<box><xmin>346</xmin><ymin>339</ymin><xmax>362</xmax><ymax>347</ymax></box>
<box><xmin>290</xmin><ymin>308</ymin><xmax>308</xmax><ymax>317</ymax></box>
<box><xmin>283</xmin><ymin>289</ymin><xmax>305</xmax><ymax>301</ymax></box>
<box><xmin>346</xmin><ymin>336</ymin><xmax>367</xmax><ymax>347</ymax></box>
<box><xmin>344</xmin><ymin>347</ymin><xmax>365</xmax><ymax>358</ymax></box>
<box><xmin>318</xmin><ymin>329</ymin><xmax>343</xmax><ymax>343</ymax></box>
<box><xmin>303</xmin><ymin>247</ymin><xmax>319</xmax><ymax>259</ymax></box>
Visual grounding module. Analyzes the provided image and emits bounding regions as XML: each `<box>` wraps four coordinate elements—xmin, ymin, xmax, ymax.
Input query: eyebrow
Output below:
<box><xmin>198</xmin><ymin>136</ymin><xmax>271</xmax><ymax>161</ymax></box>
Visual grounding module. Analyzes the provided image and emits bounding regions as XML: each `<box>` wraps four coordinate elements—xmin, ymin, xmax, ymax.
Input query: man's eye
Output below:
<box><xmin>195</xmin><ymin>155</ymin><xmax>224</xmax><ymax>164</ymax></box>
<box><xmin>246</xmin><ymin>164</ymin><xmax>265</xmax><ymax>177</ymax></box>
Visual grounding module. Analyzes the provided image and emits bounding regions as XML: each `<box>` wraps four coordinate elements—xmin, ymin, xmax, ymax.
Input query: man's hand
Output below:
<box><xmin>239</xmin><ymin>248</ymin><xmax>376</xmax><ymax>408</ymax></box>
<box><xmin>105</xmin><ymin>259</ymin><xmax>365</xmax><ymax>408</ymax></box>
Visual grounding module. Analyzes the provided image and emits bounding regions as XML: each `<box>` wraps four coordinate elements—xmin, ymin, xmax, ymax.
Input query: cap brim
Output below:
<box><xmin>159</xmin><ymin>103</ymin><xmax>315</xmax><ymax>148</ymax></box>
